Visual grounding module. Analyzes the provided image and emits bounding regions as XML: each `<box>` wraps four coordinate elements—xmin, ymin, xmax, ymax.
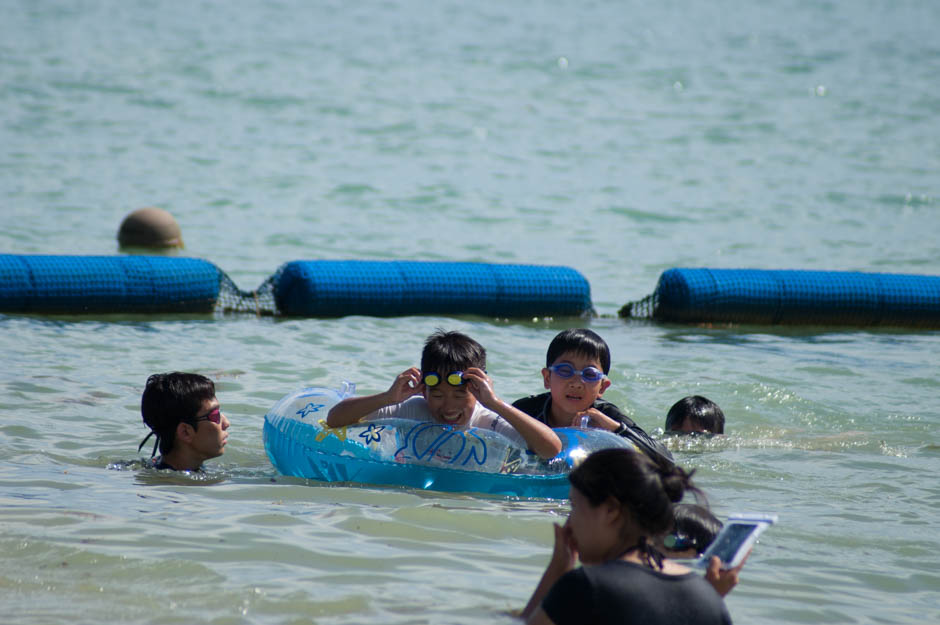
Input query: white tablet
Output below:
<box><xmin>693</xmin><ymin>513</ymin><xmax>777</xmax><ymax>570</ymax></box>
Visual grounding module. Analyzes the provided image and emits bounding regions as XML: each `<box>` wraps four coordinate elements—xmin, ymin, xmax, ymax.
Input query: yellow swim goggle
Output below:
<box><xmin>422</xmin><ymin>371</ymin><xmax>469</xmax><ymax>387</ymax></box>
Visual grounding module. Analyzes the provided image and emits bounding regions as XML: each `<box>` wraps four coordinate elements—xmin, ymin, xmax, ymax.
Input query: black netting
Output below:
<box><xmin>215</xmin><ymin>267</ymin><xmax>282</xmax><ymax>316</ymax></box>
<box><xmin>618</xmin><ymin>292</ymin><xmax>657</xmax><ymax>319</ymax></box>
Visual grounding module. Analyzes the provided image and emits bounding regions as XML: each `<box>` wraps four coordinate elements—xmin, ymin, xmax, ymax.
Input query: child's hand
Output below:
<box><xmin>704</xmin><ymin>551</ymin><xmax>748</xmax><ymax>597</ymax></box>
<box><xmin>549</xmin><ymin>521</ymin><xmax>578</xmax><ymax>574</ymax></box>
<box><xmin>462</xmin><ymin>367</ymin><xmax>499</xmax><ymax>408</ymax></box>
<box><xmin>385</xmin><ymin>367</ymin><xmax>424</xmax><ymax>404</ymax></box>
<box><xmin>574</xmin><ymin>408</ymin><xmax>620</xmax><ymax>431</ymax></box>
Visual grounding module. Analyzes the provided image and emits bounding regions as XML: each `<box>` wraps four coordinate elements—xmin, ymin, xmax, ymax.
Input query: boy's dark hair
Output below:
<box><xmin>664</xmin><ymin>395</ymin><xmax>725</xmax><ymax>434</ymax></box>
<box><xmin>545</xmin><ymin>328</ymin><xmax>611</xmax><ymax>374</ymax></box>
<box><xmin>421</xmin><ymin>330</ymin><xmax>486</xmax><ymax>373</ymax></box>
<box><xmin>139</xmin><ymin>372</ymin><xmax>216</xmax><ymax>456</ymax></box>
<box><xmin>671</xmin><ymin>503</ymin><xmax>723</xmax><ymax>556</ymax></box>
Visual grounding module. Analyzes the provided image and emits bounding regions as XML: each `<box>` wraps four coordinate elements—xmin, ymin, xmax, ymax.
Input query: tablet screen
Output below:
<box><xmin>708</xmin><ymin>522</ymin><xmax>757</xmax><ymax>563</ymax></box>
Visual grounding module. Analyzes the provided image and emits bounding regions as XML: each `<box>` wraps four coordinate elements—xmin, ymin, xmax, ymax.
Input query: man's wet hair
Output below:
<box><xmin>139</xmin><ymin>372</ymin><xmax>215</xmax><ymax>456</ymax></box>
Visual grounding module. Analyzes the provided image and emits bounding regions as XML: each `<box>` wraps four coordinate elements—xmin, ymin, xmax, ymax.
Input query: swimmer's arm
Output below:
<box><xmin>463</xmin><ymin>368</ymin><xmax>562</xmax><ymax>459</ymax></box>
<box><xmin>521</xmin><ymin>523</ymin><xmax>575</xmax><ymax>623</ymax></box>
<box><xmin>326</xmin><ymin>367</ymin><xmax>423</xmax><ymax>427</ymax></box>
<box><xmin>493</xmin><ymin>401</ymin><xmax>562</xmax><ymax>459</ymax></box>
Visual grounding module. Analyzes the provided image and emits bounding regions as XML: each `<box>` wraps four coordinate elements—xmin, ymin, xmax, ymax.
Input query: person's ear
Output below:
<box><xmin>602</xmin><ymin>496</ymin><xmax>622</xmax><ymax>526</ymax></box>
<box><xmin>597</xmin><ymin>378</ymin><xmax>611</xmax><ymax>396</ymax></box>
<box><xmin>542</xmin><ymin>368</ymin><xmax>552</xmax><ymax>389</ymax></box>
<box><xmin>175</xmin><ymin>422</ymin><xmax>196</xmax><ymax>444</ymax></box>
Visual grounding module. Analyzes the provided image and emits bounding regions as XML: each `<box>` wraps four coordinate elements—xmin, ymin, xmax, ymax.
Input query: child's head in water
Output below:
<box><xmin>541</xmin><ymin>329</ymin><xmax>612</xmax><ymax>423</ymax></box>
<box><xmin>419</xmin><ymin>330</ymin><xmax>487</xmax><ymax>428</ymax></box>
<box><xmin>654</xmin><ymin>503</ymin><xmax>723</xmax><ymax>558</ymax></box>
<box><xmin>665</xmin><ymin>395</ymin><xmax>725</xmax><ymax>435</ymax></box>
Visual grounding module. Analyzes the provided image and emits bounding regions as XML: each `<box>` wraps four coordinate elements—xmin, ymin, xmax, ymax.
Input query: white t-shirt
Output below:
<box><xmin>369</xmin><ymin>396</ymin><xmax>526</xmax><ymax>447</ymax></box>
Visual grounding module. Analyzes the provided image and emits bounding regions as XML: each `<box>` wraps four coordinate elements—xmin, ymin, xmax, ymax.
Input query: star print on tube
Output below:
<box><xmin>296</xmin><ymin>402</ymin><xmax>325</xmax><ymax>419</ymax></box>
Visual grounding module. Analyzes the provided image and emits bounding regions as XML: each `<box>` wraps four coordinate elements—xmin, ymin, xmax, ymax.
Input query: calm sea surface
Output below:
<box><xmin>2</xmin><ymin>1</ymin><xmax>939</xmax><ymax>623</ymax></box>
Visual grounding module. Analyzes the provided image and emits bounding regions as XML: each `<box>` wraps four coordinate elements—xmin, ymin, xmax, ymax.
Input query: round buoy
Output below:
<box><xmin>117</xmin><ymin>207</ymin><xmax>184</xmax><ymax>249</ymax></box>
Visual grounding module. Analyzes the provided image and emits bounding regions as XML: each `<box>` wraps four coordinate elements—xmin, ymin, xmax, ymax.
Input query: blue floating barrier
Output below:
<box><xmin>0</xmin><ymin>254</ymin><xmax>221</xmax><ymax>314</ymax></box>
<box><xmin>272</xmin><ymin>260</ymin><xmax>592</xmax><ymax>318</ymax></box>
<box><xmin>629</xmin><ymin>268</ymin><xmax>940</xmax><ymax>327</ymax></box>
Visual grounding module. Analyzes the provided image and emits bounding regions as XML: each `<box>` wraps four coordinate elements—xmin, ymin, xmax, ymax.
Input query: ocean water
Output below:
<box><xmin>1</xmin><ymin>1</ymin><xmax>939</xmax><ymax>623</ymax></box>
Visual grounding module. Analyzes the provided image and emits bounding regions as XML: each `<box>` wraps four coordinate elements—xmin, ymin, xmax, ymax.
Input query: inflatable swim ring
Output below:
<box><xmin>262</xmin><ymin>385</ymin><xmax>637</xmax><ymax>499</ymax></box>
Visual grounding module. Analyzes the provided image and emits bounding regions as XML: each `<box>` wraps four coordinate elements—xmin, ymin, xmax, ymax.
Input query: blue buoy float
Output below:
<box><xmin>0</xmin><ymin>254</ymin><xmax>221</xmax><ymax>314</ymax></box>
<box><xmin>272</xmin><ymin>259</ymin><xmax>592</xmax><ymax>318</ymax></box>
<box><xmin>621</xmin><ymin>268</ymin><xmax>940</xmax><ymax>328</ymax></box>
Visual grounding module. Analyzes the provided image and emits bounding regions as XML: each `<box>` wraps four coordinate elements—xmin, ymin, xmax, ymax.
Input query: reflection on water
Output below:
<box><xmin>3</xmin><ymin>0</ymin><xmax>940</xmax><ymax>623</ymax></box>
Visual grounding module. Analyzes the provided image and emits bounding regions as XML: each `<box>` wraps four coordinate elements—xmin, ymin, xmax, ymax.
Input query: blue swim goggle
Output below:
<box><xmin>423</xmin><ymin>371</ymin><xmax>469</xmax><ymax>387</ymax></box>
<box><xmin>548</xmin><ymin>363</ymin><xmax>605</xmax><ymax>383</ymax></box>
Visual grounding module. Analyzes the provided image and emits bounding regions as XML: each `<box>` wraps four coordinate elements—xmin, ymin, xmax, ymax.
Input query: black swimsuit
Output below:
<box><xmin>511</xmin><ymin>392</ymin><xmax>675</xmax><ymax>468</ymax></box>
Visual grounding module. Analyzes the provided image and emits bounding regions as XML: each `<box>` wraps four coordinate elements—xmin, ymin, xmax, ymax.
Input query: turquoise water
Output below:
<box><xmin>2</xmin><ymin>1</ymin><xmax>939</xmax><ymax>623</ymax></box>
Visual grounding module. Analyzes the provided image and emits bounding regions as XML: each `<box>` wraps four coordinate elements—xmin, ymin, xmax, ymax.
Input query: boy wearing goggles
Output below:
<box><xmin>512</xmin><ymin>329</ymin><xmax>674</xmax><ymax>468</ymax></box>
<box><xmin>327</xmin><ymin>330</ymin><xmax>561</xmax><ymax>459</ymax></box>
<box><xmin>137</xmin><ymin>372</ymin><xmax>230</xmax><ymax>471</ymax></box>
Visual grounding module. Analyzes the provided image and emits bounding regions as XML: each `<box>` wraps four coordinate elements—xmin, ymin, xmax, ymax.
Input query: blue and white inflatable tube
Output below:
<box><xmin>262</xmin><ymin>385</ymin><xmax>636</xmax><ymax>499</ymax></box>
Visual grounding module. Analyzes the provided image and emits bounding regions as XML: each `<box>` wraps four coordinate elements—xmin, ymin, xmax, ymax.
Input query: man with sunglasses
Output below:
<box><xmin>138</xmin><ymin>372</ymin><xmax>230</xmax><ymax>471</ymax></box>
<box><xmin>327</xmin><ymin>330</ymin><xmax>561</xmax><ymax>459</ymax></box>
<box><xmin>512</xmin><ymin>329</ymin><xmax>674</xmax><ymax>469</ymax></box>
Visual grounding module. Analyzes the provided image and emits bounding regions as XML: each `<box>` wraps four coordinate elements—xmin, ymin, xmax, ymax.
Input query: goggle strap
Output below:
<box><xmin>137</xmin><ymin>430</ymin><xmax>160</xmax><ymax>458</ymax></box>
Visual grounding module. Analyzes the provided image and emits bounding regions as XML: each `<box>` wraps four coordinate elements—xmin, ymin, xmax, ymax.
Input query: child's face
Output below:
<box><xmin>542</xmin><ymin>351</ymin><xmax>611</xmax><ymax>417</ymax></box>
<box><xmin>670</xmin><ymin>417</ymin><xmax>708</xmax><ymax>434</ymax></box>
<box><xmin>423</xmin><ymin>375</ymin><xmax>477</xmax><ymax>428</ymax></box>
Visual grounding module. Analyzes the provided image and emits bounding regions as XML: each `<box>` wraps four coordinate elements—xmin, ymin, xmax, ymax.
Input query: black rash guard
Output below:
<box><xmin>511</xmin><ymin>392</ymin><xmax>674</xmax><ymax>469</ymax></box>
<box><xmin>543</xmin><ymin>560</ymin><xmax>732</xmax><ymax>625</ymax></box>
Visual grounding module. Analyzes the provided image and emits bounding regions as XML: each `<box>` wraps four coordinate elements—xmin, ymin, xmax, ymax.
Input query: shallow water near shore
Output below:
<box><xmin>2</xmin><ymin>1</ymin><xmax>939</xmax><ymax>624</ymax></box>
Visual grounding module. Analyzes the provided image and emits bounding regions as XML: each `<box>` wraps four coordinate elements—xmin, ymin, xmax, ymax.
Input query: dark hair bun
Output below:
<box><xmin>660</xmin><ymin>465</ymin><xmax>694</xmax><ymax>503</ymax></box>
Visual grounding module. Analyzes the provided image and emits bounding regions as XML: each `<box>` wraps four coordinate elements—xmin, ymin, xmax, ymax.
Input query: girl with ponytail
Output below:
<box><xmin>521</xmin><ymin>448</ymin><xmax>732</xmax><ymax>625</ymax></box>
